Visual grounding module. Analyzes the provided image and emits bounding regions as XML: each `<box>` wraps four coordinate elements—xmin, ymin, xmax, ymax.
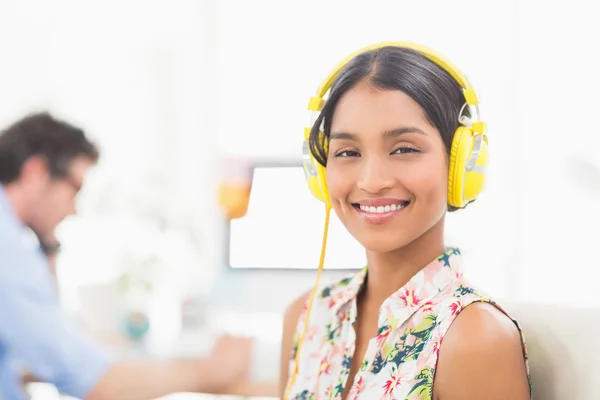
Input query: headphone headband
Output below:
<box><xmin>308</xmin><ymin>41</ymin><xmax>480</xmax><ymax>113</ymax></box>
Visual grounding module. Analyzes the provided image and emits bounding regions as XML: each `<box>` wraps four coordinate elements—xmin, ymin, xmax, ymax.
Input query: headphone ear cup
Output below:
<box><xmin>304</xmin><ymin>151</ymin><xmax>330</xmax><ymax>205</ymax></box>
<box><xmin>463</xmin><ymin>135</ymin><xmax>488</xmax><ymax>202</ymax></box>
<box><xmin>304</xmin><ymin>129</ymin><xmax>331</xmax><ymax>206</ymax></box>
<box><xmin>448</xmin><ymin>126</ymin><xmax>471</xmax><ymax>208</ymax></box>
<box><xmin>306</xmin><ymin>174</ymin><xmax>327</xmax><ymax>203</ymax></box>
<box><xmin>303</xmin><ymin>134</ymin><xmax>330</xmax><ymax>204</ymax></box>
<box><xmin>448</xmin><ymin>126</ymin><xmax>488</xmax><ymax>208</ymax></box>
<box><xmin>314</xmin><ymin>161</ymin><xmax>330</xmax><ymax>206</ymax></box>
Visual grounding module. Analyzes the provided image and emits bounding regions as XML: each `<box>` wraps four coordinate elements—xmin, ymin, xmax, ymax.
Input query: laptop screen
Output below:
<box><xmin>227</xmin><ymin>165</ymin><xmax>365</xmax><ymax>270</ymax></box>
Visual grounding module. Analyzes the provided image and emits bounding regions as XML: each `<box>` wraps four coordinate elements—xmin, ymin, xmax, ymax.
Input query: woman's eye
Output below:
<box><xmin>393</xmin><ymin>147</ymin><xmax>419</xmax><ymax>155</ymax></box>
<box><xmin>335</xmin><ymin>150</ymin><xmax>360</xmax><ymax>157</ymax></box>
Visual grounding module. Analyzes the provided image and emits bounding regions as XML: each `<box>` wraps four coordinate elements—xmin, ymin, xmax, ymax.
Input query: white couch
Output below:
<box><xmin>507</xmin><ymin>302</ymin><xmax>600</xmax><ymax>400</ymax></box>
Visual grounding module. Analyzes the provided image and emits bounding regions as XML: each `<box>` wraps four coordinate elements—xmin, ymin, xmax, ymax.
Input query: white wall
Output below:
<box><xmin>515</xmin><ymin>0</ymin><xmax>600</xmax><ymax>305</ymax></box>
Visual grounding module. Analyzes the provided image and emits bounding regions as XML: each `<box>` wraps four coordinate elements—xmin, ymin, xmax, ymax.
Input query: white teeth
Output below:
<box><xmin>359</xmin><ymin>203</ymin><xmax>406</xmax><ymax>214</ymax></box>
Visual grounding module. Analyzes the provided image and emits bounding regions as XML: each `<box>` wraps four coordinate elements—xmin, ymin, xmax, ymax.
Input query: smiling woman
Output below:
<box><xmin>324</xmin><ymin>81</ymin><xmax>452</xmax><ymax>254</ymax></box>
<box><xmin>280</xmin><ymin>44</ymin><xmax>531</xmax><ymax>400</ymax></box>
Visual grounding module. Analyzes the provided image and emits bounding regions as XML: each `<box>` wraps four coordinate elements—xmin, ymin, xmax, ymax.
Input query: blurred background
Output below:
<box><xmin>1</xmin><ymin>0</ymin><xmax>599</xmax><ymax>398</ymax></box>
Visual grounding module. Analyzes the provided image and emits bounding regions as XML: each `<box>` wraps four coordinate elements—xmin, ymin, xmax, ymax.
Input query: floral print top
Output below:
<box><xmin>285</xmin><ymin>248</ymin><xmax>531</xmax><ymax>399</ymax></box>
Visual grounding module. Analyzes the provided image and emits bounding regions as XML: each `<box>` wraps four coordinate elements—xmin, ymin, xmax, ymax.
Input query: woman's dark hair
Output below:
<box><xmin>0</xmin><ymin>111</ymin><xmax>99</xmax><ymax>184</ymax></box>
<box><xmin>308</xmin><ymin>46</ymin><xmax>470</xmax><ymax>211</ymax></box>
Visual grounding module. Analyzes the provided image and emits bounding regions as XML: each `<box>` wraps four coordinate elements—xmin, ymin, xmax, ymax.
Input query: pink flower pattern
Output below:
<box><xmin>285</xmin><ymin>248</ymin><xmax>532</xmax><ymax>399</ymax></box>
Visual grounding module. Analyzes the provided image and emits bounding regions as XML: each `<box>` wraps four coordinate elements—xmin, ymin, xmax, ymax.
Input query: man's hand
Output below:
<box><xmin>86</xmin><ymin>335</ymin><xmax>253</xmax><ymax>400</ymax></box>
<box><xmin>204</xmin><ymin>334</ymin><xmax>253</xmax><ymax>390</ymax></box>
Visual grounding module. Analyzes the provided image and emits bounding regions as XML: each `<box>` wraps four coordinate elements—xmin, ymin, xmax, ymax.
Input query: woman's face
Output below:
<box><xmin>326</xmin><ymin>81</ymin><xmax>449</xmax><ymax>253</ymax></box>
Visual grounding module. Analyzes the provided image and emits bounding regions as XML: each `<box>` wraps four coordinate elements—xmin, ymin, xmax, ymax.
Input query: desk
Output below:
<box><xmin>27</xmin><ymin>381</ymin><xmax>278</xmax><ymax>400</ymax></box>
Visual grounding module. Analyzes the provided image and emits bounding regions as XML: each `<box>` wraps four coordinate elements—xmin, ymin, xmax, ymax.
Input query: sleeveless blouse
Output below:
<box><xmin>285</xmin><ymin>248</ymin><xmax>531</xmax><ymax>399</ymax></box>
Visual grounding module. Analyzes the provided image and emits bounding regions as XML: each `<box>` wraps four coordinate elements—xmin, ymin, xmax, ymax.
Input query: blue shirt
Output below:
<box><xmin>0</xmin><ymin>186</ymin><xmax>114</xmax><ymax>400</ymax></box>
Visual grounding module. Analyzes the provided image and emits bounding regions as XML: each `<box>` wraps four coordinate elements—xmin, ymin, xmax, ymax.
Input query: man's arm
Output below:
<box><xmin>20</xmin><ymin>336</ymin><xmax>251</xmax><ymax>400</ymax></box>
<box><xmin>0</xmin><ymin>250</ymin><xmax>250</xmax><ymax>400</ymax></box>
<box><xmin>22</xmin><ymin>362</ymin><xmax>218</xmax><ymax>400</ymax></box>
<box><xmin>88</xmin><ymin>335</ymin><xmax>251</xmax><ymax>400</ymax></box>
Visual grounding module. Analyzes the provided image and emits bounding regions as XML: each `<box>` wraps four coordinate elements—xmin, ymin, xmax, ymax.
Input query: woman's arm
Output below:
<box><xmin>433</xmin><ymin>302</ymin><xmax>530</xmax><ymax>400</ymax></box>
<box><xmin>279</xmin><ymin>290</ymin><xmax>311</xmax><ymax>399</ymax></box>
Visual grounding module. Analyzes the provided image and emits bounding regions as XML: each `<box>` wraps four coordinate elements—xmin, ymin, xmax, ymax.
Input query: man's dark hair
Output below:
<box><xmin>0</xmin><ymin>111</ymin><xmax>99</xmax><ymax>184</ymax></box>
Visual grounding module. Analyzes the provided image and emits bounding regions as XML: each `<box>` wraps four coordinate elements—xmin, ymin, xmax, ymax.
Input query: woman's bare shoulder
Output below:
<box><xmin>433</xmin><ymin>302</ymin><xmax>530</xmax><ymax>400</ymax></box>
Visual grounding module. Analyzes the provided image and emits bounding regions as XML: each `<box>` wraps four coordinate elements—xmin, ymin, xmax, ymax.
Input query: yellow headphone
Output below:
<box><xmin>302</xmin><ymin>40</ymin><xmax>488</xmax><ymax>209</ymax></box>
<box><xmin>285</xmin><ymin>41</ymin><xmax>488</xmax><ymax>399</ymax></box>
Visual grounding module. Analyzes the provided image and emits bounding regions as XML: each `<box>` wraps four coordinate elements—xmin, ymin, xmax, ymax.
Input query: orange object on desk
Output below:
<box><xmin>218</xmin><ymin>184</ymin><xmax>252</xmax><ymax>220</ymax></box>
<box><xmin>217</xmin><ymin>157</ymin><xmax>254</xmax><ymax>220</ymax></box>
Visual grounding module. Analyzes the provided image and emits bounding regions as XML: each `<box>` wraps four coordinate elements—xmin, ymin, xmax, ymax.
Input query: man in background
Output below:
<box><xmin>0</xmin><ymin>112</ymin><xmax>251</xmax><ymax>400</ymax></box>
